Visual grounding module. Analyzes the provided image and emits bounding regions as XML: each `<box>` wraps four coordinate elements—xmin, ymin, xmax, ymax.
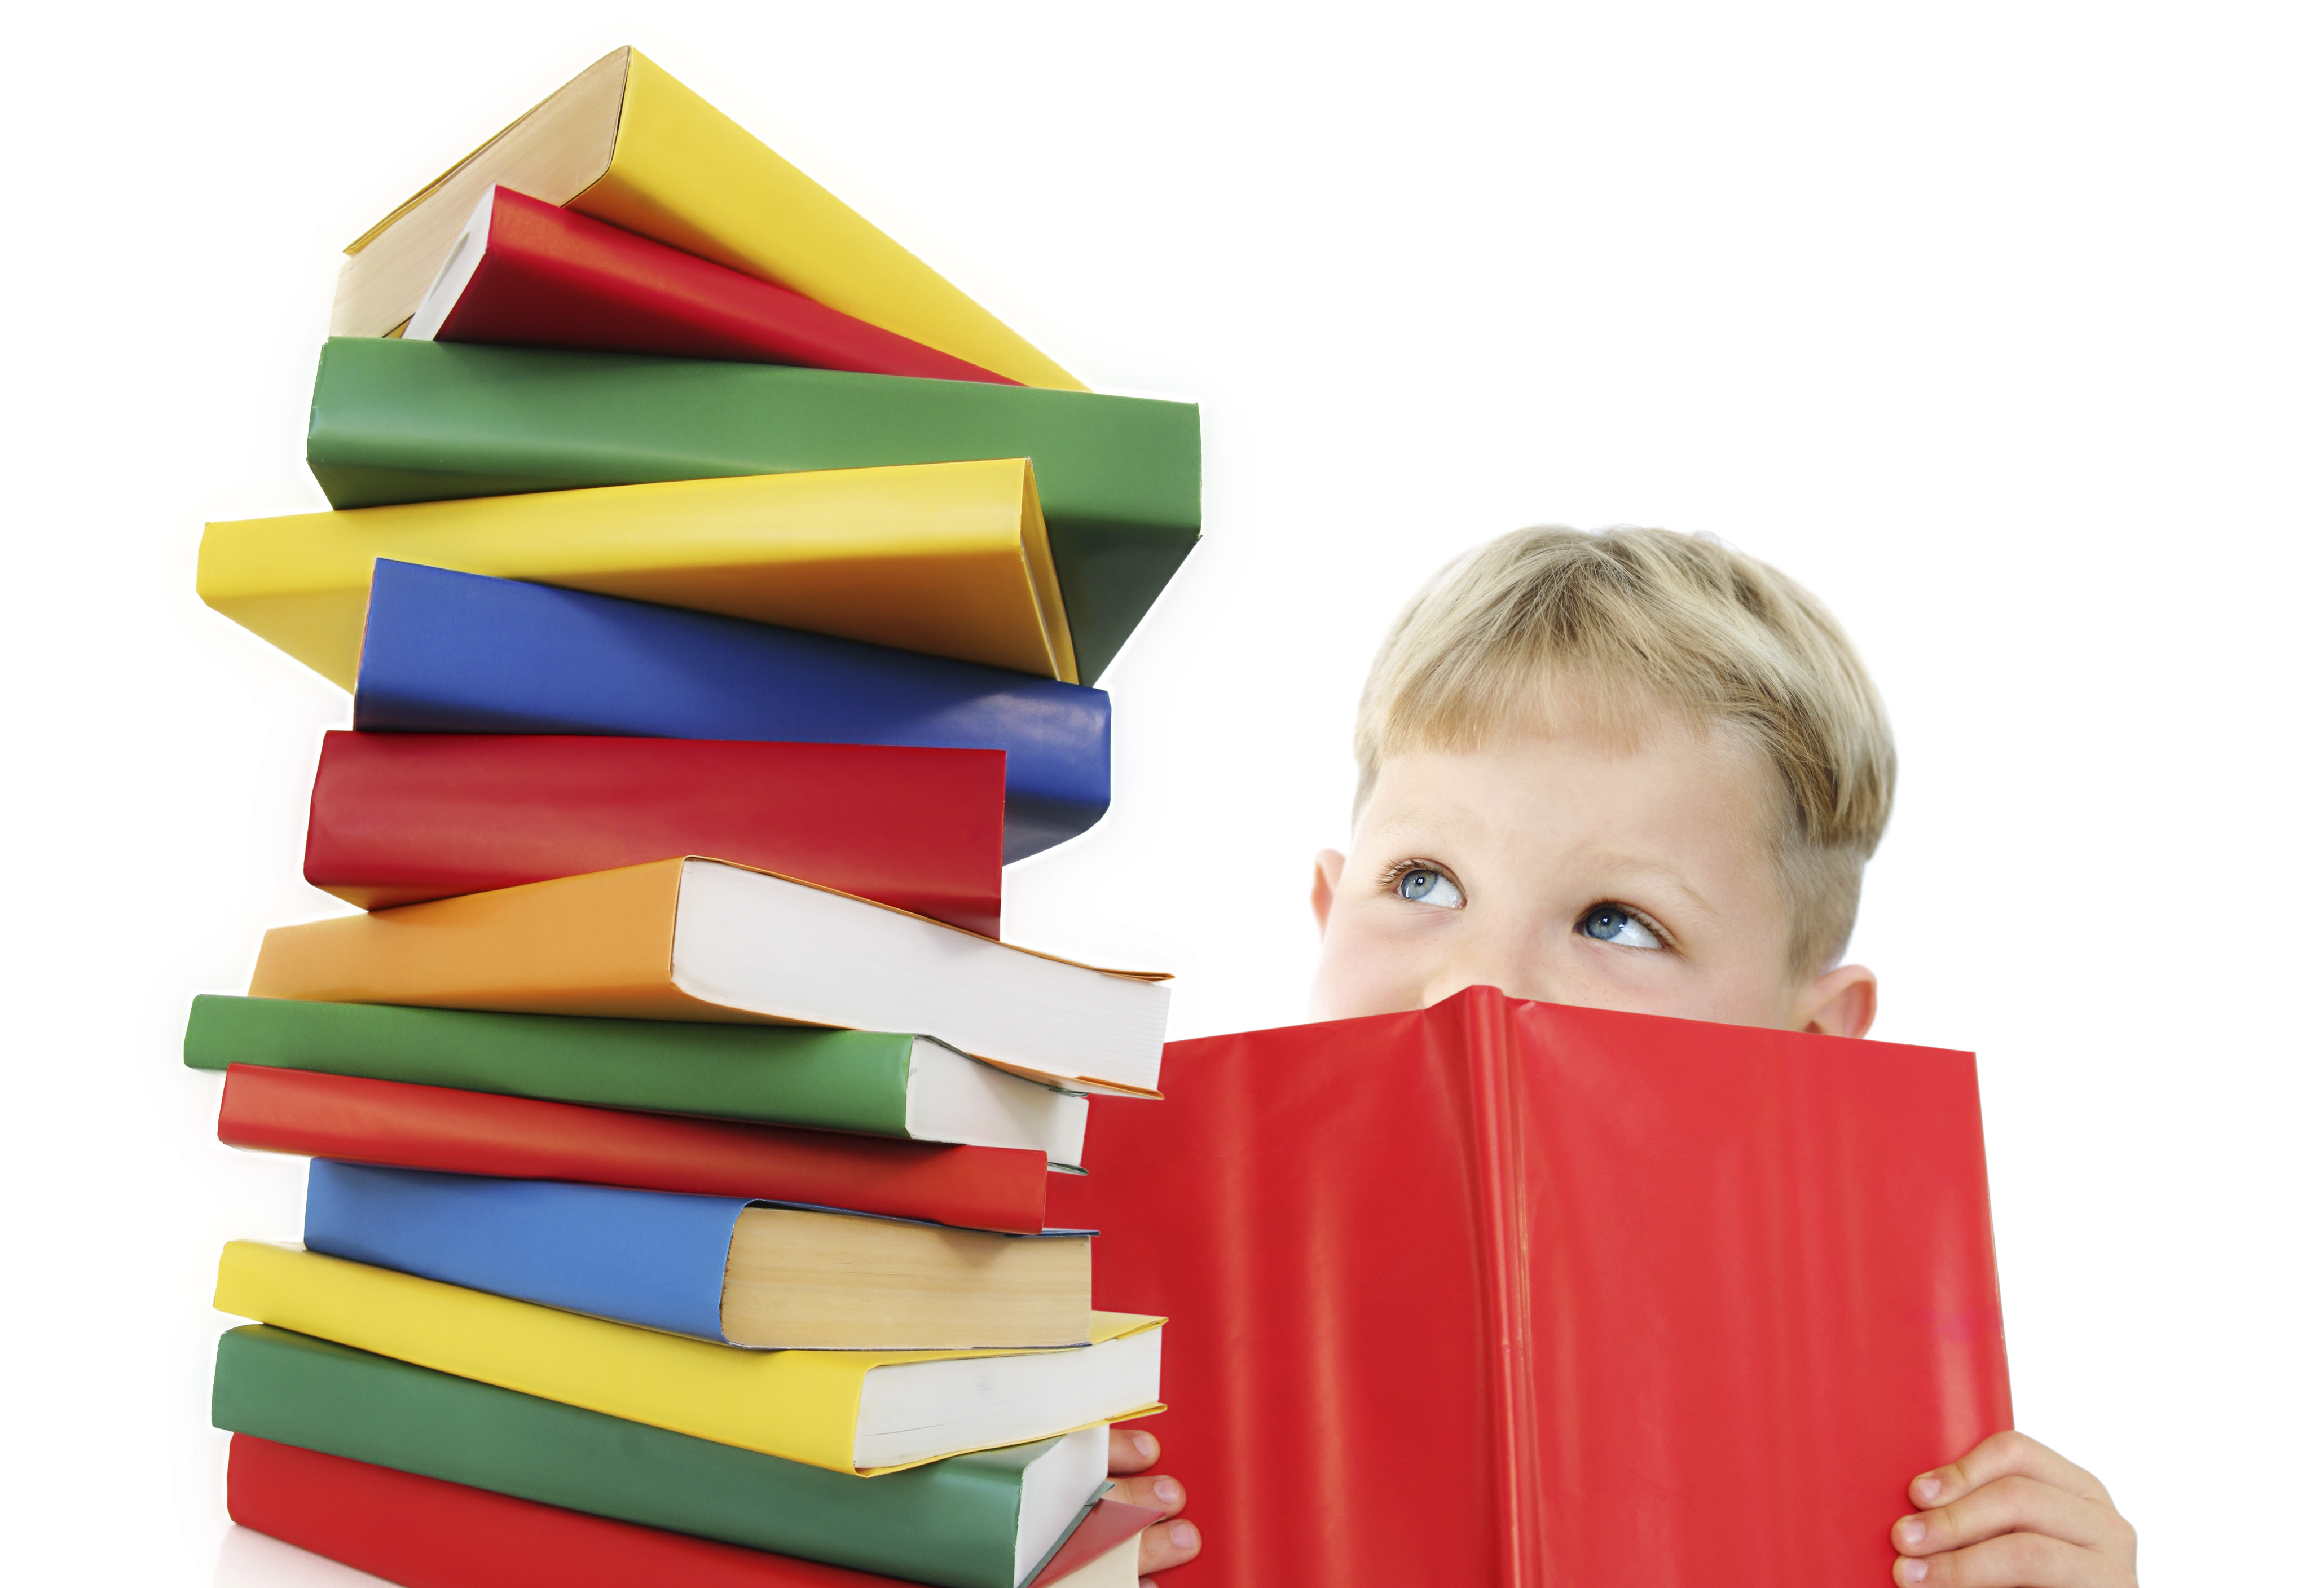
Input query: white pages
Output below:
<box><xmin>670</xmin><ymin>859</ymin><xmax>1169</xmax><ymax>1096</ymax></box>
<box><xmin>854</xmin><ymin>1325</ymin><xmax>1164</xmax><ymax>1470</ymax></box>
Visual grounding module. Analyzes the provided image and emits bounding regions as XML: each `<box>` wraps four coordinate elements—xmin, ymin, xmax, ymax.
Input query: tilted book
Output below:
<box><xmin>213</xmin><ymin>1242</ymin><xmax>1165</xmax><ymax>1474</ymax></box>
<box><xmin>303</xmin><ymin>1162</ymin><xmax>1094</xmax><ymax>1349</ymax></box>
<box><xmin>350</xmin><ymin>561</ymin><xmax>1108</xmax><ymax>861</ymax></box>
<box><xmin>307</xmin><ymin>338</ymin><xmax>1200</xmax><ymax>680</ymax></box>
<box><xmin>186</xmin><ymin>996</ymin><xmax>1086</xmax><ymax>1163</ymax></box>
<box><xmin>214</xmin><ymin>1324</ymin><xmax>1117</xmax><ymax>1588</ymax></box>
<box><xmin>216</xmin><ymin>1065</ymin><xmax>1056</xmax><ymax>1234</ymax></box>
<box><xmin>199</xmin><ymin>458</ymin><xmax>1079</xmax><ymax>687</ymax></box>
<box><xmin>410</xmin><ymin>185</ymin><xmax>1013</xmax><ymax>385</ymax></box>
<box><xmin>329</xmin><ymin>47</ymin><xmax>1077</xmax><ymax>390</ymax></box>
<box><xmin>1050</xmin><ymin>985</ymin><xmax>2013</xmax><ymax>1587</ymax></box>
<box><xmin>302</xmin><ymin>733</ymin><xmax>1006</xmax><ymax>933</ymax></box>
<box><xmin>225</xmin><ymin>1432</ymin><xmax>1161</xmax><ymax>1588</ymax></box>
<box><xmin>246</xmin><ymin>857</ymin><xmax>1170</xmax><ymax>1095</ymax></box>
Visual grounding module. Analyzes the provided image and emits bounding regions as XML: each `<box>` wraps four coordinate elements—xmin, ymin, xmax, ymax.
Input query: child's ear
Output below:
<box><xmin>1311</xmin><ymin>849</ymin><xmax>1348</xmax><ymax>938</ymax></box>
<box><xmin>1793</xmin><ymin>963</ymin><xmax>1878</xmax><ymax>1039</ymax></box>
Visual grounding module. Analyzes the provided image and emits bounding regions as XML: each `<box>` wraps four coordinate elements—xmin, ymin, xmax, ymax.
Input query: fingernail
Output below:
<box><xmin>1899</xmin><ymin>1518</ymin><xmax>1925</xmax><ymax>1547</ymax></box>
<box><xmin>1152</xmin><ymin>1477</ymin><xmax>1183</xmax><ymax>1506</ymax></box>
<box><xmin>1900</xmin><ymin>1560</ymin><xmax>1928</xmax><ymax>1584</ymax></box>
<box><xmin>1913</xmin><ymin>1474</ymin><xmax>1943</xmax><ymax>1505</ymax></box>
<box><xmin>1167</xmin><ymin>1520</ymin><xmax>1199</xmax><ymax>1550</ymax></box>
<box><xmin>1133</xmin><ymin>1432</ymin><xmax>1159</xmax><ymax>1460</ymax></box>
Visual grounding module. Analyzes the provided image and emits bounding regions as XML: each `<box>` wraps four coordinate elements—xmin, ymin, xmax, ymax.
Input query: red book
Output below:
<box><xmin>1050</xmin><ymin>986</ymin><xmax>2013</xmax><ymax>1587</ymax></box>
<box><xmin>407</xmin><ymin>185</ymin><xmax>1017</xmax><ymax>385</ymax></box>
<box><xmin>226</xmin><ymin>1435</ymin><xmax>1162</xmax><ymax>1588</ymax></box>
<box><xmin>305</xmin><ymin>733</ymin><xmax>1007</xmax><ymax>937</ymax></box>
<box><xmin>219</xmin><ymin>1065</ymin><xmax>1050</xmax><ymax>1234</ymax></box>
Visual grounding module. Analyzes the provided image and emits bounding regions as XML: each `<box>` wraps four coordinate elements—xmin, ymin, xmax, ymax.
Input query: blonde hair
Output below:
<box><xmin>1354</xmin><ymin>526</ymin><xmax>1895</xmax><ymax>975</ymax></box>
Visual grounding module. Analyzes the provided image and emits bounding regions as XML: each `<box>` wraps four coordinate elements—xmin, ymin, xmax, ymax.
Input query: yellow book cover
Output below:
<box><xmin>196</xmin><ymin>458</ymin><xmax>1075</xmax><ymax>689</ymax></box>
<box><xmin>333</xmin><ymin>47</ymin><xmax>1081</xmax><ymax>391</ymax></box>
<box><xmin>247</xmin><ymin>857</ymin><xmax>1173</xmax><ymax>1096</ymax></box>
<box><xmin>212</xmin><ymin>1242</ymin><xmax>1164</xmax><ymax>1475</ymax></box>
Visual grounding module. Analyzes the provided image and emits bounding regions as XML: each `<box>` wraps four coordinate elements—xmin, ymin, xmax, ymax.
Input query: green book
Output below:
<box><xmin>213</xmin><ymin>1325</ymin><xmax>1107</xmax><ymax>1588</ymax></box>
<box><xmin>306</xmin><ymin>337</ymin><xmax>1203</xmax><ymax>680</ymax></box>
<box><xmin>182</xmin><ymin>995</ymin><xmax>1089</xmax><ymax>1167</ymax></box>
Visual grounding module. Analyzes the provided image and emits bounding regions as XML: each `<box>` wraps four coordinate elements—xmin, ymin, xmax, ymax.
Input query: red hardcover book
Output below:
<box><xmin>219</xmin><ymin>1065</ymin><xmax>1050</xmax><ymax>1234</ymax></box>
<box><xmin>407</xmin><ymin>185</ymin><xmax>1016</xmax><ymax>385</ymax></box>
<box><xmin>305</xmin><ymin>733</ymin><xmax>1006</xmax><ymax>936</ymax></box>
<box><xmin>1050</xmin><ymin>985</ymin><xmax>2013</xmax><ymax>1587</ymax></box>
<box><xmin>226</xmin><ymin>1435</ymin><xmax>1162</xmax><ymax>1588</ymax></box>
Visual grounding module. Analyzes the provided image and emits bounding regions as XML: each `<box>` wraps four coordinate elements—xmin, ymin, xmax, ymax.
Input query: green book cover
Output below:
<box><xmin>184</xmin><ymin>994</ymin><xmax>917</xmax><ymax>1137</ymax></box>
<box><xmin>306</xmin><ymin>337</ymin><xmax>1203</xmax><ymax>680</ymax></box>
<box><xmin>213</xmin><ymin>1325</ymin><xmax>1098</xmax><ymax>1588</ymax></box>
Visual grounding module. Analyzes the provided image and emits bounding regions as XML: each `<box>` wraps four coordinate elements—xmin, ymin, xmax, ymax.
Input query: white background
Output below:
<box><xmin>2</xmin><ymin>2</ymin><xmax>2315</xmax><ymax>1580</ymax></box>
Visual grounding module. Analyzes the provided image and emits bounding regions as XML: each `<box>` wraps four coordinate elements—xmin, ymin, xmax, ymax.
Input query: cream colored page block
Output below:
<box><xmin>1048</xmin><ymin>1533</ymin><xmax>1144</xmax><ymax>1588</ymax></box>
<box><xmin>720</xmin><ymin>1209</ymin><xmax>1091</xmax><ymax>1348</ymax></box>
<box><xmin>330</xmin><ymin>48</ymin><xmax>630</xmax><ymax>337</ymax></box>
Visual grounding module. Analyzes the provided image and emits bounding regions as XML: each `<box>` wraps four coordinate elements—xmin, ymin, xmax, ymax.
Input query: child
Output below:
<box><xmin>1112</xmin><ymin>527</ymin><xmax>2138</xmax><ymax>1587</ymax></box>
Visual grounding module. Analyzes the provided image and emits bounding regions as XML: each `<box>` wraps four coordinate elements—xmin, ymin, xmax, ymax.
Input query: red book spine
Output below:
<box><xmin>227</xmin><ymin>1434</ymin><xmax>900</xmax><ymax>1588</ymax></box>
<box><xmin>1050</xmin><ymin>986</ymin><xmax>2013</xmax><ymax>1587</ymax></box>
<box><xmin>228</xmin><ymin>1435</ymin><xmax>1163</xmax><ymax>1588</ymax></box>
<box><xmin>434</xmin><ymin>187</ymin><xmax>1018</xmax><ymax>384</ymax></box>
<box><xmin>305</xmin><ymin>733</ymin><xmax>1006</xmax><ymax>937</ymax></box>
<box><xmin>219</xmin><ymin>1065</ymin><xmax>1047</xmax><ymax>1234</ymax></box>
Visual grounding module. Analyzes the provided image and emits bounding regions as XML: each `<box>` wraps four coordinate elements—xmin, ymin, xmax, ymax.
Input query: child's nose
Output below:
<box><xmin>1420</xmin><ymin>946</ymin><xmax>1561</xmax><ymax>1012</ymax></box>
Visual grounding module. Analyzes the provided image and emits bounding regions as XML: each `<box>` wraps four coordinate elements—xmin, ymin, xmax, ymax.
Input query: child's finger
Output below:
<box><xmin>1908</xmin><ymin>1430</ymin><xmax>2113</xmax><ymax>1510</ymax></box>
<box><xmin>1108</xmin><ymin>1427</ymin><xmax>1163</xmax><ymax>1475</ymax></box>
<box><xmin>1136</xmin><ymin>1518</ymin><xmax>1201</xmax><ymax>1577</ymax></box>
<box><xmin>1106</xmin><ymin>1471</ymin><xmax>1187</xmax><ymax>1519</ymax></box>
<box><xmin>1893</xmin><ymin>1474</ymin><xmax>2127</xmax><ymax>1556</ymax></box>
<box><xmin>1892</xmin><ymin>1530</ymin><xmax>2125</xmax><ymax>1587</ymax></box>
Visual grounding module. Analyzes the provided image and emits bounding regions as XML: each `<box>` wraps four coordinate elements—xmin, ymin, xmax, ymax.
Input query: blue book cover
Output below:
<box><xmin>351</xmin><ymin>560</ymin><xmax>1110</xmax><ymax>861</ymax></box>
<box><xmin>304</xmin><ymin>1161</ymin><xmax>743</xmax><ymax>1342</ymax></box>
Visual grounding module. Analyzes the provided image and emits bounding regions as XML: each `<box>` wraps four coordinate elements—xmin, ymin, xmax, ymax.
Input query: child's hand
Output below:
<box><xmin>1892</xmin><ymin>1431</ymin><xmax>2136</xmax><ymax>1586</ymax></box>
<box><xmin>1106</xmin><ymin>1427</ymin><xmax>1201</xmax><ymax>1583</ymax></box>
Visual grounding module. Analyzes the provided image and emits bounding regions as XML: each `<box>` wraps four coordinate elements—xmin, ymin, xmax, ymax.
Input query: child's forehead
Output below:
<box><xmin>1359</xmin><ymin>718</ymin><xmax>1785</xmax><ymax>847</ymax></box>
<box><xmin>1395</xmin><ymin>683</ymin><xmax>1756</xmax><ymax>777</ymax></box>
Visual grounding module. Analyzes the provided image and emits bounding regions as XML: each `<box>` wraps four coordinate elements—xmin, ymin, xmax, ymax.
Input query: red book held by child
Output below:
<box><xmin>1050</xmin><ymin>985</ymin><xmax>2013</xmax><ymax>1587</ymax></box>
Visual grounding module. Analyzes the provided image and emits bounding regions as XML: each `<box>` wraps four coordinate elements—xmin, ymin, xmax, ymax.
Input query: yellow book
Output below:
<box><xmin>248</xmin><ymin>858</ymin><xmax>1173</xmax><ymax>1096</ymax></box>
<box><xmin>196</xmin><ymin>458</ymin><xmax>1075</xmax><ymax>689</ymax></box>
<box><xmin>213</xmin><ymin>1242</ymin><xmax>1164</xmax><ymax>1476</ymax></box>
<box><xmin>333</xmin><ymin>47</ymin><xmax>1081</xmax><ymax>391</ymax></box>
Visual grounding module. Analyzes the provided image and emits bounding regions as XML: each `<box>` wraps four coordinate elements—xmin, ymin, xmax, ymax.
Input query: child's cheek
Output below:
<box><xmin>1310</xmin><ymin>908</ymin><xmax>1441</xmax><ymax>1021</ymax></box>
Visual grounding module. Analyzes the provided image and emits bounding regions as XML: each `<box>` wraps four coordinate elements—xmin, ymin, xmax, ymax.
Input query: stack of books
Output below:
<box><xmin>190</xmin><ymin>46</ymin><xmax>1201</xmax><ymax>1588</ymax></box>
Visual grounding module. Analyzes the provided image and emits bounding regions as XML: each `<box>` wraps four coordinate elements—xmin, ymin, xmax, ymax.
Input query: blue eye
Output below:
<box><xmin>1580</xmin><ymin>904</ymin><xmax>1663</xmax><ymax>949</ymax></box>
<box><xmin>1395</xmin><ymin>867</ymin><xmax>1465</xmax><ymax>908</ymax></box>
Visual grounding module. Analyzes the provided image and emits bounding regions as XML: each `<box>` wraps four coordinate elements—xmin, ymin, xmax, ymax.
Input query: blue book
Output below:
<box><xmin>303</xmin><ymin>1161</ymin><xmax>1094</xmax><ymax>1350</ymax></box>
<box><xmin>352</xmin><ymin>560</ymin><xmax>1110</xmax><ymax>861</ymax></box>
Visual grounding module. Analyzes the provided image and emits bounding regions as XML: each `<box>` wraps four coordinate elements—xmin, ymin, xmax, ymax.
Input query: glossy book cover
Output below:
<box><xmin>1052</xmin><ymin>986</ymin><xmax>2012</xmax><ymax>1586</ymax></box>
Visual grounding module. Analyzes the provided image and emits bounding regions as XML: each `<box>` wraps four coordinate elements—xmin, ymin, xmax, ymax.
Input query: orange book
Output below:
<box><xmin>250</xmin><ymin>858</ymin><xmax>1168</xmax><ymax>1096</ymax></box>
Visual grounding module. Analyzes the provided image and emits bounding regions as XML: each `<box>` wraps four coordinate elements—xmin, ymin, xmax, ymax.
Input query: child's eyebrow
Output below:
<box><xmin>1358</xmin><ymin>802</ymin><xmax>1441</xmax><ymax>839</ymax></box>
<box><xmin>1572</xmin><ymin>852</ymin><xmax>1718</xmax><ymax>918</ymax></box>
